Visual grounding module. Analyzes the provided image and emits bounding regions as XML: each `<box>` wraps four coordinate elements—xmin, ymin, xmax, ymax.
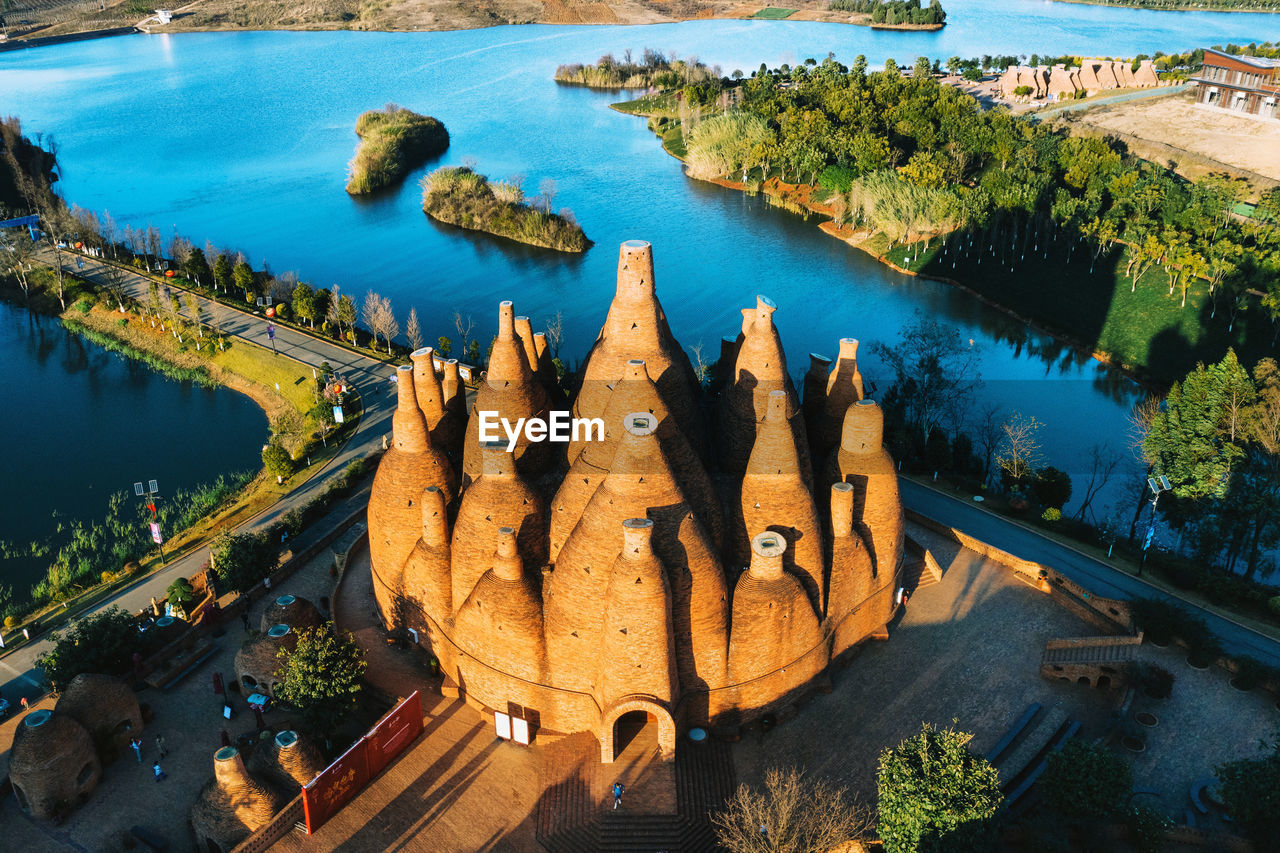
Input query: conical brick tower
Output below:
<box><xmin>824</xmin><ymin>399</ymin><xmax>903</xmax><ymax>583</ymax></box>
<box><xmin>451</xmin><ymin>441</ymin><xmax>547</xmax><ymax>614</ymax></box>
<box><xmin>814</xmin><ymin>338</ymin><xmax>864</xmax><ymax>460</ymax></box>
<box><xmin>719</xmin><ymin>295</ymin><xmax>812</xmax><ymax>482</ymax></box>
<box><xmin>727</xmin><ymin>533</ymin><xmax>826</xmax><ymax>709</ymax></box>
<box><xmin>453</xmin><ymin>527</ymin><xmax>547</xmax><ymax>709</ymax></box>
<box><xmin>546</xmin><ymin>412</ymin><xmax>727</xmax><ymax>702</ymax></box>
<box><xmin>401</xmin><ymin>485</ymin><xmax>452</xmax><ymax>634</ymax></box>
<box><xmin>826</xmin><ymin>482</ymin><xmax>879</xmax><ymax>658</ymax></box>
<box><xmin>532</xmin><ymin>331</ymin><xmax>565</xmax><ymax>408</ymax></box>
<box><xmin>597</xmin><ymin>519</ymin><xmax>678</xmax><ymax>712</ymax></box>
<box><xmin>573</xmin><ymin>240</ymin><xmax>706</xmax><ymax>459</ymax></box>
<box><xmin>552</xmin><ymin>358</ymin><xmax>721</xmax><ymax>561</ymax></box>
<box><xmin>733</xmin><ymin>390</ymin><xmax>825</xmax><ymax>613</ymax></box>
<box><xmin>461</xmin><ymin>301</ymin><xmax>553</xmax><ymax>484</ymax></box>
<box><xmin>801</xmin><ymin>352</ymin><xmax>832</xmax><ymax>456</ymax></box>
<box><xmin>369</xmin><ymin>364</ymin><xmax>457</xmax><ymax>625</ymax></box>
<box><xmin>411</xmin><ymin>347</ymin><xmax>463</xmax><ymax>461</ymax></box>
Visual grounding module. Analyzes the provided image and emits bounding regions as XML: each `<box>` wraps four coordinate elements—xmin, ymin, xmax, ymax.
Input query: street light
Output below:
<box><xmin>1137</xmin><ymin>475</ymin><xmax>1171</xmax><ymax>576</ymax></box>
<box><xmin>134</xmin><ymin>479</ymin><xmax>167</xmax><ymax>564</ymax></box>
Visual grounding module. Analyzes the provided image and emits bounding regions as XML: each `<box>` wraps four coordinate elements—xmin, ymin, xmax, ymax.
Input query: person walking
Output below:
<box><xmin>155</xmin><ymin>735</ymin><xmax>167</xmax><ymax>759</ymax></box>
<box><xmin>241</xmin><ymin>611</ymin><xmax>251</xmax><ymax>632</ymax></box>
<box><xmin>130</xmin><ymin>737</ymin><xmax>143</xmax><ymax>763</ymax></box>
<box><xmin>612</xmin><ymin>781</ymin><xmax>625</xmax><ymax>810</ymax></box>
<box><xmin>153</xmin><ymin>762</ymin><xmax>166</xmax><ymax>782</ymax></box>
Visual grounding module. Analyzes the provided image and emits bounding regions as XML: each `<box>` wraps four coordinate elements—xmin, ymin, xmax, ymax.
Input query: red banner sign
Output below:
<box><xmin>301</xmin><ymin>691</ymin><xmax>424</xmax><ymax>834</ymax></box>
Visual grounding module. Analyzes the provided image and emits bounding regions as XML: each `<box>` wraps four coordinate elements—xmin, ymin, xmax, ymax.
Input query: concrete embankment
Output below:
<box><xmin>0</xmin><ymin>26</ymin><xmax>137</xmax><ymax>53</ymax></box>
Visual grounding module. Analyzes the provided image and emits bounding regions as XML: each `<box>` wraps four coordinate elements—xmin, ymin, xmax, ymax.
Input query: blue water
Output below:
<box><xmin>1</xmin><ymin>9</ymin><xmax>1273</xmax><ymax>527</ymax></box>
<box><xmin>0</xmin><ymin>302</ymin><xmax>267</xmax><ymax>596</ymax></box>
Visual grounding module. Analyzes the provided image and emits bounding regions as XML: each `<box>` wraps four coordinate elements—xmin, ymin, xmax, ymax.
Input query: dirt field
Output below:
<box><xmin>1069</xmin><ymin>89</ymin><xmax>1280</xmax><ymax>187</ymax></box>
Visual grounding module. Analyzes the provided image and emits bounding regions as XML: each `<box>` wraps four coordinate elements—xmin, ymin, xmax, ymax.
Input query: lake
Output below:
<box><xmin>0</xmin><ymin>302</ymin><xmax>266</xmax><ymax>598</ymax></box>
<box><xmin>0</xmin><ymin>8</ymin><xmax>1273</xmax><ymax>526</ymax></box>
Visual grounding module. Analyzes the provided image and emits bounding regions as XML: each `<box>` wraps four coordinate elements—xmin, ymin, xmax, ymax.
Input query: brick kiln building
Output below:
<box><xmin>367</xmin><ymin>240</ymin><xmax>904</xmax><ymax>762</ymax></box>
<box><xmin>1193</xmin><ymin>48</ymin><xmax>1280</xmax><ymax>122</ymax></box>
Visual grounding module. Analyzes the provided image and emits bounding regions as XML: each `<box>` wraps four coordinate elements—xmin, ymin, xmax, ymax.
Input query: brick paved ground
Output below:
<box><xmin>0</xmin><ymin>547</ymin><xmax>339</xmax><ymax>852</ymax></box>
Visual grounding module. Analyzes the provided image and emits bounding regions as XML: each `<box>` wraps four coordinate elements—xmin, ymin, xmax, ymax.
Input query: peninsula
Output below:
<box><xmin>421</xmin><ymin>166</ymin><xmax>590</xmax><ymax>253</ymax></box>
<box><xmin>345</xmin><ymin>106</ymin><xmax>449</xmax><ymax>195</ymax></box>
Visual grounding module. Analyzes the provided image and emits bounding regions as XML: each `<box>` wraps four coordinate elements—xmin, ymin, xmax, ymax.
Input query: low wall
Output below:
<box><xmin>230</xmin><ymin>795</ymin><xmax>303</xmax><ymax>853</ymax></box>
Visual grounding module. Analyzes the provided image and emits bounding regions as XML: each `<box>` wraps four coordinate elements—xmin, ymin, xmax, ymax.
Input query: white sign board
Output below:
<box><xmin>494</xmin><ymin>712</ymin><xmax>511</xmax><ymax>740</ymax></box>
<box><xmin>333</xmin><ymin>406</ymin><xmax>345</xmax><ymax>424</ymax></box>
<box><xmin>512</xmin><ymin>717</ymin><xmax>530</xmax><ymax>745</ymax></box>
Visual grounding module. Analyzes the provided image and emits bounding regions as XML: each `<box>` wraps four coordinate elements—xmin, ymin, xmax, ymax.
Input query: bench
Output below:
<box><xmin>1003</xmin><ymin>719</ymin><xmax>1080</xmax><ymax>815</ymax></box>
<box><xmin>1190</xmin><ymin>777</ymin><xmax>1213</xmax><ymax>815</ymax></box>
<box><xmin>985</xmin><ymin>702</ymin><xmax>1041</xmax><ymax>764</ymax></box>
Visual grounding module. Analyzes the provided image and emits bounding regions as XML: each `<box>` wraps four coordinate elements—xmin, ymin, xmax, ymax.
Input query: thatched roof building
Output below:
<box><xmin>259</xmin><ymin>594</ymin><xmax>322</xmax><ymax>634</ymax></box>
<box><xmin>191</xmin><ymin>746</ymin><xmax>286</xmax><ymax>853</ymax></box>
<box><xmin>234</xmin><ymin>624</ymin><xmax>298</xmax><ymax>697</ymax></box>
<box><xmin>10</xmin><ymin>710</ymin><xmax>101</xmax><ymax>819</ymax></box>
<box><xmin>54</xmin><ymin>672</ymin><xmax>142</xmax><ymax>755</ymax></box>
<box><xmin>246</xmin><ymin>730</ymin><xmax>326</xmax><ymax>794</ymax></box>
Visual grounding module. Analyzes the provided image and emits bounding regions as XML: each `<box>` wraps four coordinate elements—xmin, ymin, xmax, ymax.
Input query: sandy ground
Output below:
<box><xmin>1073</xmin><ymin>90</ymin><xmax>1280</xmax><ymax>182</ymax></box>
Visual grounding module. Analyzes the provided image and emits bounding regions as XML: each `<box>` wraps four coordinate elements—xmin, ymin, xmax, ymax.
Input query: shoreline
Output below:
<box><xmin>1049</xmin><ymin>0</ymin><xmax>1277</xmax><ymax>11</ymax></box>
<box><xmin>615</xmin><ymin>104</ymin><xmax>1158</xmax><ymax>391</ymax></box>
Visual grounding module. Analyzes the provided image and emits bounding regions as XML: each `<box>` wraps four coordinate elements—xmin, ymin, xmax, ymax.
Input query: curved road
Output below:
<box><xmin>0</xmin><ymin>253</ymin><xmax>399</xmax><ymax>705</ymax></box>
<box><xmin>900</xmin><ymin>479</ymin><xmax>1280</xmax><ymax>668</ymax></box>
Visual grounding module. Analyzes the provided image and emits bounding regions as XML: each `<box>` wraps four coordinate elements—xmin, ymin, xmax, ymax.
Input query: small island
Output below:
<box><xmin>346</xmin><ymin>105</ymin><xmax>450</xmax><ymax>195</ymax></box>
<box><xmin>421</xmin><ymin>166</ymin><xmax>590</xmax><ymax>253</ymax></box>
<box><xmin>555</xmin><ymin>50</ymin><xmax>721</xmax><ymax>90</ymax></box>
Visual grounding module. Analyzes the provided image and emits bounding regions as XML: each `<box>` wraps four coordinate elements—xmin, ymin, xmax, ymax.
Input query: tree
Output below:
<box><xmin>262</xmin><ymin>440</ymin><xmax>293</xmax><ymax>484</ymax></box>
<box><xmin>185</xmin><ymin>293</ymin><xmax>204</xmax><ymax>347</ymax></box>
<box><xmin>1032</xmin><ymin>466</ymin><xmax>1072</xmax><ymax>509</ymax></box>
<box><xmin>913</xmin><ymin>56</ymin><xmax>932</xmax><ymax>79</ymax></box>
<box><xmin>996</xmin><ymin>412</ymin><xmax>1043</xmax><ymax>489</ymax></box>
<box><xmin>213</xmin><ymin>253</ymin><xmax>232</xmax><ymax>293</ymax></box>
<box><xmin>273</xmin><ymin>627</ymin><xmax>366</xmax><ymax>738</ymax></box>
<box><xmin>712</xmin><ymin>767</ymin><xmax>875</xmax><ymax>853</ymax></box>
<box><xmin>210</xmin><ymin>530</ymin><xmax>276</xmax><ymax>594</ymax></box>
<box><xmin>877</xmin><ymin>722</ymin><xmax>1002</xmax><ymax>853</ymax></box>
<box><xmin>337</xmin><ymin>294</ymin><xmax>357</xmax><ymax>342</ymax></box>
<box><xmin>873</xmin><ymin>315</ymin><xmax>983</xmax><ymax>441</ymax></box>
<box><xmin>362</xmin><ymin>291</ymin><xmax>399</xmax><ymax>353</ymax></box>
<box><xmin>185</xmin><ymin>246</ymin><xmax>211</xmax><ymax>287</ymax></box>
<box><xmin>406</xmin><ymin>307</ymin><xmax>424</xmax><ymax>352</ymax></box>
<box><xmin>1039</xmin><ymin>740</ymin><xmax>1133</xmax><ymax>818</ymax></box>
<box><xmin>925</xmin><ymin>427</ymin><xmax>952</xmax><ymax>475</ymax></box>
<box><xmin>436</xmin><ymin>335</ymin><xmax>452</xmax><ymax>356</ymax></box>
<box><xmin>36</xmin><ymin>606</ymin><xmax>138</xmax><ymax>691</ymax></box>
<box><xmin>99</xmin><ymin>260</ymin><xmax>132</xmax><ymax>312</ymax></box>
<box><xmin>1</xmin><ymin>230</ymin><xmax>36</xmax><ymax>302</ymax></box>
<box><xmin>233</xmin><ymin>260</ymin><xmax>256</xmax><ymax>301</ymax></box>
<box><xmin>1216</xmin><ymin>734</ymin><xmax>1280</xmax><ymax>845</ymax></box>
<box><xmin>166</xmin><ymin>577</ymin><xmax>197</xmax><ymax>614</ymax></box>
<box><xmin>292</xmin><ymin>282</ymin><xmax>317</xmax><ymax>327</ymax></box>
<box><xmin>1073</xmin><ymin>442</ymin><xmax>1122</xmax><ymax>523</ymax></box>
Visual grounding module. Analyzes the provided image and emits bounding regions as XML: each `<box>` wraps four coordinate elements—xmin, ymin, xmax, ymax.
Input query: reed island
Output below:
<box><xmin>345</xmin><ymin>105</ymin><xmax>450</xmax><ymax>195</ymax></box>
<box><xmin>421</xmin><ymin>166</ymin><xmax>590</xmax><ymax>253</ymax></box>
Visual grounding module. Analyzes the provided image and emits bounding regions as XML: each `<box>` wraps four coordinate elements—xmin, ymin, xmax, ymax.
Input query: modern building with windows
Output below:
<box><xmin>1193</xmin><ymin>48</ymin><xmax>1280</xmax><ymax>121</ymax></box>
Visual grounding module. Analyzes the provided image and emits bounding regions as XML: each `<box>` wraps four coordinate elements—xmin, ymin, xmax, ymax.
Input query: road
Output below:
<box><xmin>0</xmin><ymin>253</ymin><xmax>399</xmax><ymax>705</ymax></box>
<box><xmin>900</xmin><ymin>479</ymin><xmax>1280</xmax><ymax>668</ymax></box>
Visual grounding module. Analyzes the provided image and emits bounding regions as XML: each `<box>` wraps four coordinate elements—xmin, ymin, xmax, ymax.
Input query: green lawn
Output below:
<box><xmin>213</xmin><ymin>341</ymin><xmax>316</xmax><ymax>414</ymax></box>
<box><xmin>751</xmin><ymin>6</ymin><xmax>797</xmax><ymax>17</ymax></box>
<box><xmin>610</xmin><ymin>91</ymin><xmax>679</xmax><ymax>117</ymax></box>
<box><xmin>881</xmin><ymin>235</ymin><xmax>1277</xmax><ymax>383</ymax></box>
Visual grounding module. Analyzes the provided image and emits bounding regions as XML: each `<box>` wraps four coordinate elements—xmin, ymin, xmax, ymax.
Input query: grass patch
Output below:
<box><xmin>751</xmin><ymin>6</ymin><xmax>797</xmax><ymax>17</ymax></box>
<box><xmin>211</xmin><ymin>343</ymin><xmax>315</xmax><ymax>414</ymax></box>
<box><xmin>345</xmin><ymin>104</ymin><xmax>449</xmax><ymax>195</ymax></box>
<box><xmin>421</xmin><ymin>166</ymin><xmax>591</xmax><ymax>252</ymax></box>
<box><xmin>611</xmin><ymin>91</ymin><xmax>680</xmax><ymax>117</ymax></box>
<box><xmin>661</xmin><ymin>124</ymin><xmax>688</xmax><ymax>159</ymax></box>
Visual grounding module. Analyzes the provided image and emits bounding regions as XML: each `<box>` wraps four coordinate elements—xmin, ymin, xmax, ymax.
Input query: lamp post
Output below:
<box><xmin>1137</xmin><ymin>475</ymin><xmax>1171</xmax><ymax>577</ymax></box>
<box><xmin>134</xmin><ymin>479</ymin><xmax>166</xmax><ymax>564</ymax></box>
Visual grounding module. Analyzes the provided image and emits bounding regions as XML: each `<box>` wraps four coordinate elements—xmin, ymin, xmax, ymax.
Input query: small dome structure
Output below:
<box><xmin>234</xmin><ymin>624</ymin><xmax>298</xmax><ymax>698</ymax></box>
<box><xmin>247</xmin><ymin>730</ymin><xmax>326</xmax><ymax>793</ymax></box>
<box><xmin>259</xmin><ymin>594</ymin><xmax>323</xmax><ymax>634</ymax></box>
<box><xmin>54</xmin><ymin>673</ymin><xmax>142</xmax><ymax>755</ymax></box>
<box><xmin>191</xmin><ymin>746</ymin><xmax>286</xmax><ymax>852</ymax></box>
<box><xmin>10</xmin><ymin>709</ymin><xmax>101</xmax><ymax>819</ymax></box>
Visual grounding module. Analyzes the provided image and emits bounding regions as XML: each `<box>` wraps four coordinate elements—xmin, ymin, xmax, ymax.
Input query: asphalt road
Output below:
<box><xmin>0</xmin><ymin>253</ymin><xmax>399</xmax><ymax>706</ymax></box>
<box><xmin>900</xmin><ymin>479</ymin><xmax>1280</xmax><ymax>668</ymax></box>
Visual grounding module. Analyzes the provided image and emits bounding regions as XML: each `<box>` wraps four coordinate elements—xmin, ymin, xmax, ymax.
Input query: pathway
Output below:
<box><xmin>0</xmin><ymin>252</ymin><xmax>399</xmax><ymax>708</ymax></box>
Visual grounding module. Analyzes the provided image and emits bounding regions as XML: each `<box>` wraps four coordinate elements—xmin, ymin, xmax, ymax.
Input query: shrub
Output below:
<box><xmin>421</xmin><ymin>166</ymin><xmax>589</xmax><ymax>253</ymax></box>
<box><xmin>1032</xmin><ymin>466</ymin><xmax>1072</xmax><ymax>509</ymax></box>
<box><xmin>1041</xmin><ymin>507</ymin><xmax>1062</xmax><ymax>522</ymax></box>
<box><xmin>36</xmin><ymin>606</ymin><xmax>139</xmax><ymax>690</ymax></box>
<box><xmin>819</xmin><ymin>164</ymin><xmax>859</xmax><ymax>194</ymax></box>
<box><xmin>1130</xmin><ymin>661</ymin><xmax>1175</xmax><ymax>699</ymax></box>
<box><xmin>1270</xmin><ymin>595</ymin><xmax>1280</xmax><ymax>617</ymax></box>
<box><xmin>1216</xmin><ymin>737</ymin><xmax>1280</xmax><ymax>845</ymax></box>
<box><xmin>1039</xmin><ymin>740</ymin><xmax>1132</xmax><ymax>817</ymax></box>
<box><xmin>1230</xmin><ymin>656</ymin><xmax>1272</xmax><ymax>690</ymax></box>
<box><xmin>1125</xmin><ymin>804</ymin><xmax>1172</xmax><ymax>853</ymax></box>
<box><xmin>712</xmin><ymin>767</ymin><xmax>875</xmax><ymax>852</ymax></box>
<box><xmin>346</xmin><ymin>105</ymin><xmax>450</xmax><ymax>194</ymax></box>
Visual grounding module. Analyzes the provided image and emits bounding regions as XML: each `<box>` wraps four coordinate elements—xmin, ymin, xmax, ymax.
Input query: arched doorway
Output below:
<box><xmin>599</xmin><ymin>697</ymin><xmax>676</xmax><ymax>764</ymax></box>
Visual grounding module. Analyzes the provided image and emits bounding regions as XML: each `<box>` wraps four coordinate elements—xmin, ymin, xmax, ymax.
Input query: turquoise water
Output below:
<box><xmin>1</xmin><ymin>10</ymin><xmax>1273</xmax><ymax>524</ymax></box>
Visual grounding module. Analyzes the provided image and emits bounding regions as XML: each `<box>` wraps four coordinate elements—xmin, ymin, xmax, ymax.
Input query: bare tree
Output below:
<box><xmin>186</xmin><ymin>293</ymin><xmax>204</xmax><ymax>348</ymax></box>
<box><xmin>454</xmin><ymin>311</ymin><xmax>475</xmax><ymax>355</ymax></box>
<box><xmin>973</xmin><ymin>403</ymin><xmax>1003</xmax><ymax>486</ymax></box>
<box><xmin>169</xmin><ymin>231</ymin><xmax>193</xmax><ymax>268</ymax></box>
<box><xmin>363</xmin><ymin>292</ymin><xmax>399</xmax><ymax>353</ymax></box>
<box><xmin>102</xmin><ymin>211</ymin><xmax>119</xmax><ymax>259</ymax></box>
<box><xmin>2</xmin><ymin>232</ymin><xmax>36</xmax><ymax>302</ymax></box>
<box><xmin>543</xmin><ymin>311</ymin><xmax>564</xmax><ymax>358</ymax></box>
<box><xmin>99</xmin><ymin>261</ymin><xmax>132</xmax><ymax>312</ymax></box>
<box><xmin>996</xmin><ymin>411</ymin><xmax>1044</xmax><ymax>486</ymax></box>
<box><xmin>1073</xmin><ymin>442</ymin><xmax>1122</xmax><ymax>523</ymax></box>
<box><xmin>689</xmin><ymin>341</ymin><xmax>711</xmax><ymax>387</ymax></box>
<box><xmin>327</xmin><ymin>283</ymin><xmax>343</xmax><ymax>337</ymax></box>
<box><xmin>406</xmin><ymin>307</ymin><xmax>424</xmax><ymax>352</ymax></box>
<box><xmin>539</xmin><ymin>178</ymin><xmax>557</xmax><ymax>213</ymax></box>
<box><xmin>711</xmin><ymin>767</ymin><xmax>875</xmax><ymax>853</ymax></box>
<box><xmin>270</xmin><ymin>270</ymin><xmax>297</xmax><ymax>305</ymax></box>
<box><xmin>145</xmin><ymin>224</ymin><xmax>163</xmax><ymax>270</ymax></box>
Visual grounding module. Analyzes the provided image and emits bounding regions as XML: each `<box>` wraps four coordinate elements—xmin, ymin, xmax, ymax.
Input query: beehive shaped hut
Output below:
<box><xmin>9</xmin><ymin>710</ymin><xmax>101</xmax><ymax>819</ymax></box>
<box><xmin>1134</xmin><ymin>59</ymin><xmax>1159</xmax><ymax>87</ymax></box>
<box><xmin>1116</xmin><ymin>60</ymin><xmax>1137</xmax><ymax>88</ymax></box>
<box><xmin>801</xmin><ymin>352</ymin><xmax>832</xmax><ymax>455</ymax></box>
<box><xmin>441</xmin><ymin>358</ymin><xmax>467</xmax><ymax>440</ymax></box>
<box><xmin>451</xmin><ymin>442</ymin><xmax>547</xmax><ymax>613</ymax></box>
<box><xmin>246</xmin><ymin>730</ymin><xmax>325</xmax><ymax>794</ymax></box>
<box><xmin>997</xmin><ymin>65</ymin><xmax>1021</xmax><ymax>97</ymax></box>
<box><xmin>259</xmin><ymin>594</ymin><xmax>322</xmax><ymax>634</ymax></box>
<box><xmin>824</xmin><ymin>400</ymin><xmax>905</xmax><ymax>584</ymax></box>
<box><xmin>1078</xmin><ymin>61</ymin><xmax>1102</xmax><ymax>93</ymax></box>
<box><xmin>550</xmin><ymin>358</ymin><xmax>721</xmax><ymax>561</ymax></box>
<box><xmin>733</xmin><ymin>391</ymin><xmax>825</xmax><ymax>613</ymax></box>
<box><xmin>1094</xmin><ymin>60</ymin><xmax>1120</xmax><ymax>89</ymax></box>
<box><xmin>367</xmin><ymin>240</ymin><xmax>905</xmax><ymax>757</ymax></box>
<box><xmin>1048</xmin><ymin>65</ymin><xmax>1078</xmax><ymax>99</ymax></box>
<box><xmin>54</xmin><ymin>673</ymin><xmax>142</xmax><ymax>756</ymax></box>
<box><xmin>191</xmin><ymin>747</ymin><xmax>286</xmax><ymax>853</ymax></box>
<box><xmin>369</xmin><ymin>364</ymin><xmax>457</xmax><ymax>626</ymax></box>
<box><xmin>411</xmin><ymin>347</ymin><xmax>464</xmax><ymax>458</ymax></box>
<box><xmin>234</xmin><ymin>624</ymin><xmax>298</xmax><ymax>698</ymax></box>
<box><xmin>727</xmin><ymin>533</ymin><xmax>827</xmax><ymax>713</ymax></box>
<box><xmin>719</xmin><ymin>295</ymin><xmax>812</xmax><ymax>483</ymax></box>
<box><xmin>460</xmin><ymin>301</ymin><xmax>554</xmax><ymax>483</ymax></box>
<box><xmin>571</xmin><ymin>240</ymin><xmax>705</xmax><ymax>462</ymax></box>
<box><xmin>451</xmin><ymin>527</ymin><xmax>547</xmax><ymax>710</ymax></box>
<box><xmin>546</xmin><ymin>412</ymin><xmax>729</xmax><ymax>710</ymax></box>
<box><xmin>401</xmin><ymin>485</ymin><xmax>452</xmax><ymax>639</ymax></box>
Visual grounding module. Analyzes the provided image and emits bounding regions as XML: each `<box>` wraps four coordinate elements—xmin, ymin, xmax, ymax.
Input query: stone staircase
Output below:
<box><xmin>1040</xmin><ymin>635</ymin><xmax>1139</xmax><ymax>688</ymax></box>
<box><xmin>536</xmin><ymin>734</ymin><xmax>735</xmax><ymax>853</ymax></box>
<box><xmin>901</xmin><ymin>535</ymin><xmax>943</xmax><ymax>594</ymax></box>
<box><xmin>1041</xmin><ymin>639</ymin><xmax>1137</xmax><ymax>666</ymax></box>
